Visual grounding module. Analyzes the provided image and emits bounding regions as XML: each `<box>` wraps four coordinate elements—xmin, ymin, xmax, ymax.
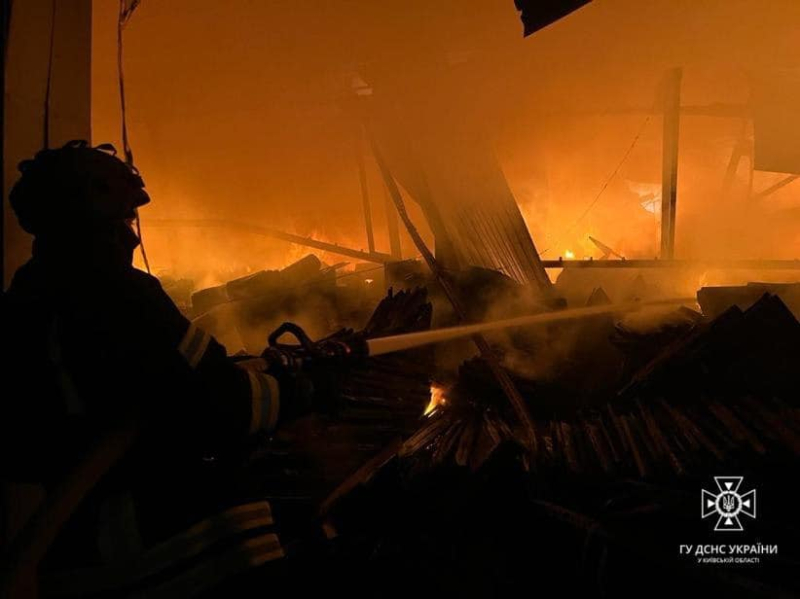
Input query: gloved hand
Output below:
<box><xmin>260</xmin><ymin>345</ymin><xmax>316</xmax><ymax>423</ymax></box>
<box><xmin>260</xmin><ymin>322</ymin><xmax>367</xmax><ymax>424</ymax></box>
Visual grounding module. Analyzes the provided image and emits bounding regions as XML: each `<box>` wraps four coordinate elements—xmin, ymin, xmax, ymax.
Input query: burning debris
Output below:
<box><xmin>6</xmin><ymin>2</ymin><xmax>800</xmax><ymax>597</ymax></box>
<box><xmin>423</xmin><ymin>383</ymin><xmax>447</xmax><ymax>417</ymax></box>
<box><xmin>299</xmin><ymin>288</ymin><xmax>800</xmax><ymax>596</ymax></box>
<box><xmin>394</xmin><ymin>294</ymin><xmax>800</xmax><ymax>478</ymax></box>
<box><xmin>186</xmin><ymin>255</ymin><xmax>799</xmax><ymax>489</ymax></box>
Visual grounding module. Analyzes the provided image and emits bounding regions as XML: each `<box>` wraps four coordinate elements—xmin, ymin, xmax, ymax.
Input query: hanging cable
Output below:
<box><xmin>116</xmin><ymin>0</ymin><xmax>150</xmax><ymax>272</ymax></box>
<box><xmin>539</xmin><ymin>113</ymin><xmax>651</xmax><ymax>257</ymax></box>
<box><xmin>117</xmin><ymin>0</ymin><xmax>139</xmax><ymax>166</ymax></box>
<box><xmin>43</xmin><ymin>0</ymin><xmax>57</xmax><ymax>149</ymax></box>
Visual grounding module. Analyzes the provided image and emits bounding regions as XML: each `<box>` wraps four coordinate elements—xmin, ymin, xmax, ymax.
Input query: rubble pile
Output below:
<box><xmin>304</xmin><ymin>288</ymin><xmax>800</xmax><ymax>598</ymax></box>
<box><xmin>399</xmin><ymin>293</ymin><xmax>800</xmax><ymax>477</ymax></box>
<box><xmin>697</xmin><ymin>281</ymin><xmax>800</xmax><ymax>319</ymax></box>
<box><xmin>177</xmin><ymin>262</ymin><xmax>800</xmax><ymax>596</ymax></box>
<box><xmin>243</xmin><ymin>288</ymin><xmax>435</xmax><ymax>527</ymax></box>
<box><xmin>187</xmin><ymin>254</ymin><xmax>385</xmax><ymax>353</ymax></box>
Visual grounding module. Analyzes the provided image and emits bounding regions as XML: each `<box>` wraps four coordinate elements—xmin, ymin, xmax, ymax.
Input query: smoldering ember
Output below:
<box><xmin>1</xmin><ymin>2</ymin><xmax>799</xmax><ymax>598</ymax></box>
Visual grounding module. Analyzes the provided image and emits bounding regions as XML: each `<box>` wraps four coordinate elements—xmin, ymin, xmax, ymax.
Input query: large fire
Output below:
<box><xmin>81</xmin><ymin>0</ymin><xmax>800</xmax><ymax>295</ymax></box>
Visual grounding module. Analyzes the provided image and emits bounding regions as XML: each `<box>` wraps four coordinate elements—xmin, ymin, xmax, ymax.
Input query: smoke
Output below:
<box><xmin>397</xmin><ymin>266</ymin><xmax>695</xmax><ymax>396</ymax></box>
<box><xmin>90</xmin><ymin>0</ymin><xmax>800</xmax><ymax>287</ymax></box>
<box><xmin>194</xmin><ymin>288</ymin><xmax>352</xmax><ymax>356</ymax></box>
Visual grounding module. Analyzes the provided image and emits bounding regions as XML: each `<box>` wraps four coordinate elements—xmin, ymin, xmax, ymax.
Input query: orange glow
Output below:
<box><xmin>424</xmin><ymin>383</ymin><xmax>448</xmax><ymax>417</ymax></box>
<box><xmin>91</xmin><ymin>2</ymin><xmax>800</xmax><ymax>285</ymax></box>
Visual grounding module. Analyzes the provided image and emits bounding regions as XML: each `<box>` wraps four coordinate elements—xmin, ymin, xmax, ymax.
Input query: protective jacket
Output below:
<box><xmin>2</xmin><ymin>244</ymin><xmax>284</xmax><ymax>597</ymax></box>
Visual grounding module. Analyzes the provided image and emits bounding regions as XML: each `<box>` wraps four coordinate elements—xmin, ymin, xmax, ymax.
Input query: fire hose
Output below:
<box><xmin>264</xmin><ymin>295</ymin><xmax>695</xmax><ymax>365</ymax></box>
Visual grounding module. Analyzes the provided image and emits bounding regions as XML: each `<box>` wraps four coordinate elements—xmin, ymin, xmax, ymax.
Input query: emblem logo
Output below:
<box><xmin>701</xmin><ymin>476</ymin><xmax>756</xmax><ymax>532</ymax></box>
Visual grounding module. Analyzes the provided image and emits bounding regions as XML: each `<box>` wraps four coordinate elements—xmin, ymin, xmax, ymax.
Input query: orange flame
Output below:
<box><xmin>424</xmin><ymin>383</ymin><xmax>448</xmax><ymax>417</ymax></box>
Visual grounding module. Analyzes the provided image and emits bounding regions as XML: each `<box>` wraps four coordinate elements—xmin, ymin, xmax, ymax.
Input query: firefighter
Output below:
<box><xmin>1</xmin><ymin>141</ymin><xmax>314</xmax><ymax>596</ymax></box>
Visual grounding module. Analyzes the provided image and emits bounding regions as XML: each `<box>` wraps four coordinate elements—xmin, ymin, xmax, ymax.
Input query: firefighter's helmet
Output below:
<box><xmin>9</xmin><ymin>140</ymin><xmax>150</xmax><ymax>235</ymax></box>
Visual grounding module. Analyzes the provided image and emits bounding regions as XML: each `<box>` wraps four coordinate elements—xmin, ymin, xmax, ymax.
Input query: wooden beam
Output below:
<box><xmin>752</xmin><ymin>174</ymin><xmax>799</xmax><ymax>200</ymax></box>
<box><xmin>354</xmin><ymin>126</ymin><xmax>375</xmax><ymax>253</ymax></box>
<box><xmin>145</xmin><ymin>218</ymin><xmax>394</xmax><ymax>263</ymax></box>
<box><xmin>541</xmin><ymin>259</ymin><xmax>800</xmax><ymax>270</ymax></box>
<box><xmin>383</xmin><ymin>185</ymin><xmax>402</xmax><ymax>259</ymax></box>
<box><xmin>720</xmin><ymin>137</ymin><xmax>750</xmax><ymax>199</ymax></box>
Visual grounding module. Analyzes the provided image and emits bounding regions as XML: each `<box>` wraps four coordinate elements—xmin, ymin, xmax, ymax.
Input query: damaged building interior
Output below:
<box><xmin>1</xmin><ymin>1</ymin><xmax>800</xmax><ymax>597</ymax></box>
